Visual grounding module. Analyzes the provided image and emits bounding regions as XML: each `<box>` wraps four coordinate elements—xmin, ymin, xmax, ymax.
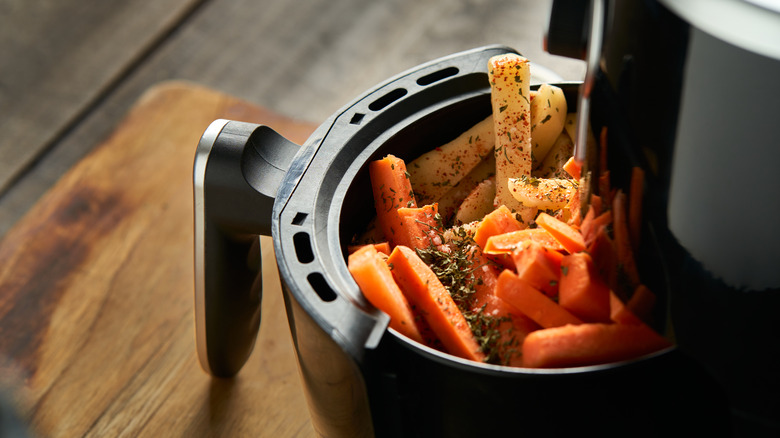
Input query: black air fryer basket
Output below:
<box><xmin>194</xmin><ymin>45</ymin><xmax>731</xmax><ymax>437</ymax></box>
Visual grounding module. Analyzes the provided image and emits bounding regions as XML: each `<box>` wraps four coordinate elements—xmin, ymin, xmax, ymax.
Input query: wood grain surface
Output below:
<box><xmin>0</xmin><ymin>0</ymin><xmax>207</xmax><ymax>194</ymax></box>
<box><xmin>0</xmin><ymin>81</ymin><xmax>317</xmax><ymax>437</ymax></box>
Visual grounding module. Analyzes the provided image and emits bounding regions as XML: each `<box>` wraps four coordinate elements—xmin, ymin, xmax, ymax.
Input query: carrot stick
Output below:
<box><xmin>473</xmin><ymin>205</ymin><xmax>525</xmax><ymax>249</ymax></box>
<box><xmin>599</xmin><ymin>170</ymin><xmax>611</xmax><ymax>200</ymax></box>
<box><xmin>511</xmin><ymin>240</ymin><xmax>564</xmax><ymax>297</ymax></box>
<box><xmin>488</xmin><ymin>53</ymin><xmax>535</xmax><ymax>222</ymax></box>
<box><xmin>472</xmin><ymin>205</ymin><xmax>526</xmax><ymax>268</ymax></box>
<box><xmin>609</xmin><ymin>291</ymin><xmax>644</xmax><ymax>325</ymax></box>
<box><xmin>587</xmin><ymin>226</ymin><xmax>619</xmax><ymax>292</ymax></box>
<box><xmin>369</xmin><ymin>155</ymin><xmax>417</xmax><ymax>247</ymax></box>
<box><xmin>348</xmin><ymin>241</ymin><xmax>391</xmax><ymax>256</ymax></box>
<box><xmin>495</xmin><ymin>270</ymin><xmax>582</xmax><ymax>328</ymax></box>
<box><xmin>581</xmin><ymin>209</ymin><xmax>612</xmax><ymax>247</ymax></box>
<box><xmin>348</xmin><ymin>245</ymin><xmax>425</xmax><ymax>344</ymax></box>
<box><xmin>589</xmin><ymin>194</ymin><xmax>603</xmax><ymax>216</ymax></box>
<box><xmin>396</xmin><ymin>203</ymin><xmax>441</xmax><ymax>250</ymax></box>
<box><xmin>474</xmin><ymin>297</ymin><xmax>538</xmax><ymax>366</ymax></box>
<box><xmin>484</xmin><ymin>228</ymin><xmax>565</xmax><ymax>255</ymax></box>
<box><xmin>469</xmin><ymin>248</ymin><xmax>502</xmax><ymax>311</ymax></box>
<box><xmin>388</xmin><ymin>245</ymin><xmax>486</xmax><ymax>362</ymax></box>
<box><xmin>627</xmin><ymin>284</ymin><xmax>657</xmax><ymax>325</ymax></box>
<box><xmin>522</xmin><ymin>322</ymin><xmax>671</xmax><ymax>368</ymax></box>
<box><xmin>612</xmin><ymin>190</ymin><xmax>640</xmax><ymax>288</ymax></box>
<box><xmin>470</xmin><ymin>250</ymin><xmax>538</xmax><ymax>366</ymax></box>
<box><xmin>559</xmin><ymin>253</ymin><xmax>611</xmax><ymax>323</ymax></box>
<box><xmin>374</xmin><ymin>241</ymin><xmax>391</xmax><ymax>255</ymax></box>
<box><xmin>563</xmin><ymin>156</ymin><xmax>581</xmax><ymax>180</ymax></box>
<box><xmin>579</xmin><ymin>207</ymin><xmax>595</xmax><ymax>243</ymax></box>
<box><xmin>535</xmin><ymin>212</ymin><xmax>586</xmax><ymax>254</ymax></box>
<box><xmin>628</xmin><ymin>166</ymin><xmax>645</xmax><ymax>253</ymax></box>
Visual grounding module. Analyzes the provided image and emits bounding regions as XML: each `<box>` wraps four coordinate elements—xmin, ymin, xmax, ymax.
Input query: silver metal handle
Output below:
<box><xmin>193</xmin><ymin>119</ymin><xmax>299</xmax><ymax>377</ymax></box>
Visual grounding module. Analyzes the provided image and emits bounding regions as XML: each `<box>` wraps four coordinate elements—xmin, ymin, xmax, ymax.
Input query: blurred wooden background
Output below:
<box><xmin>0</xmin><ymin>0</ymin><xmax>583</xmax><ymax>238</ymax></box>
<box><xmin>0</xmin><ymin>1</ymin><xmax>584</xmax><ymax>436</ymax></box>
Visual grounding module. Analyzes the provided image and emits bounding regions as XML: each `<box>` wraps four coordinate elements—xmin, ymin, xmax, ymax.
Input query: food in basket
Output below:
<box><xmin>348</xmin><ymin>53</ymin><xmax>670</xmax><ymax>368</ymax></box>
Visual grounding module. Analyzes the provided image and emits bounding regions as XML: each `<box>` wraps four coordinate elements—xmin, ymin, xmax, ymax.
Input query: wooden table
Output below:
<box><xmin>0</xmin><ymin>1</ymin><xmax>584</xmax><ymax>436</ymax></box>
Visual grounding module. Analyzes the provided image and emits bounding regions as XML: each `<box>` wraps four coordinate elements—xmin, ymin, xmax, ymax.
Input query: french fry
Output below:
<box><xmin>488</xmin><ymin>53</ymin><xmax>535</xmax><ymax>223</ymax></box>
<box><xmin>408</xmin><ymin>115</ymin><xmax>495</xmax><ymax>205</ymax></box>
<box><xmin>530</xmin><ymin>84</ymin><xmax>568</xmax><ymax>166</ymax></box>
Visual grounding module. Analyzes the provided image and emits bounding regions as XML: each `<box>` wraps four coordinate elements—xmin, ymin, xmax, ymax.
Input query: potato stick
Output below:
<box><xmin>530</xmin><ymin>84</ymin><xmax>568</xmax><ymax>166</ymax></box>
<box><xmin>437</xmin><ymin>152</ymin><xmax>495</xmax><ymax>223</ymax></box>
<box><xmin>488</xmin><ymin>53</ymin><xmax>535</xmax><ymax>222</ymax></box>
<box><xmin>408</xmin><ymin>115</ymin><xmax>495</xmax><ymax>205</ymax></box>
<box><xmin>536</xmin><ymin>130</ymin><xmax>574</xmax><ymax>179</ymax></box>
<box><xmin>507</xmin><ymin>176</ymin><xmax>578</xmax><ymax>210</ymax></box>
<box><xmin>454</xmin><ymin>177</ymin><xmax>496</xmax><ymax>225</ymax></box>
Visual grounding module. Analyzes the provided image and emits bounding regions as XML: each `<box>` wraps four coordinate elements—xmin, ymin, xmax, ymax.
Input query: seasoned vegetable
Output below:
<box><xmin>369</xmin><ymin>154</ymin><xmax>417</xmax><ymax>247</ymax></box>
<box><xmin>348</xmin><ymin>244</ymin><xmax>425</xmax><ymax>344</ymax></box>
<box><xmin>388</xmin><ymin>245</ymin><xmax>486</xmax><ymax>362</ymax></box>
<box><xmin>473</xmin><ymin>205</ymin><xmax>525</xmax><ymax>250</ymax></box>
<box><xmin>627</xmin><ymin>284</ymin><xmax>657</xmax><ymax>325</ymax></box>
<box><xmin>507</xmin><ymin>176</ymin><xmax>578</xmax><ymax>210</ymax></box>
<box><xmin>530</xmin><ymin>83</ymin><xmax>568</xmax><ymax>166</ymax></box>
<box><xmin>611</xmin><ymin>190</ymin><xmax>640</xmax><ymax>290</ymax></box>
<box><xmin>488</xmin><ymin>53</ymin><xmax>536</xmax><ymax>223</ymax></box>
<box><xmin>580</xmin><ymin>208</ymin><xmax>612</xmax><ymax>247</ymax></box>
<box><xmin>437</xmin><ymin>153</ymin><xmax>496</xmax><ymax>224</ymax></box>
<box><xmin>495</xmin><ymin>269</ymin><xmax>583</xmax><ymax>329</ymax></box>
<box><xmin>408</xmin><ymin>116</ymin><xmax>495</xmax><ymax>206</ymax></box>
<box><xmin>559</xmin><ymin>252</ymin><xmax>611</xmax><ymax>323</ymax></box>
<box><xmin>535</xmin><ymin>212</ymin><xmax>586</xmax><ymax>254</ymax></box>
<box><xmin>511</xmin><ymin>240</ymin><xmax>563</xmax><ymax>297</ymax></box>
<box><xmin>349</xmin><ymin>60</ymin><xmax>668</xmax><ymax>369</ymax></box>
<box><xmin>522</xmin><ymin>323</ymin><xmax>671</xmax><ymax>368</ymax></box>
<box><xmin>609</xmin><ymin>291</ymin><xmax>644</xmax><ymax>326</ymax></box>
<box><xmin>396</xmin><ymin>203</ymin><xmax>441</xmax><ymax>250</ymax></box>
<box><xmin>470</xmin><ymin>206</ymin><xmax>527</xmax><ymax>272</ymax></box>
<box><xmin>483</xmin><ymin>228</ymin><xmax>564</xmax><ymax>255</ymax></box>
<box><xmin>536</xmin><ymin>131</ymin><xmax>574</xmax><ymax>179</ymax></box>
<box><xmin>588</xmin><ymin>226</ymin><xmax>619</xmax><ymax>291</ymax></box>
<box><xmin>562</xmin><ymin>155</ymin><xmax>581</xmax><ymax>180</ymax></box>
<box><xmin>348</xmin><ymin>241</ymin><xmax>391</xmax><ymax>256</ymax></box>
<box><xmin>453</xmin><ymin>177</ymin><xmax>496</xmax><ymax>225</ymax></box>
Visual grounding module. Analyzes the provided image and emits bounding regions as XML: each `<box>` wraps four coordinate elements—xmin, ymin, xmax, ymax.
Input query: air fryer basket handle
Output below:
<box><xmin>193</xmin><ymin>119</ymin><xmax>299</xmax><ymax>377</ymax></box>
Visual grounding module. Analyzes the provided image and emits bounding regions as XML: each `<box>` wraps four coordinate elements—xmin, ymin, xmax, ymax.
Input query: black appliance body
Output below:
<box><xmin>547</xmin><ymin>0</ymin><xmax>780</xmax><ymax>435</ymax></box>
<box><xmin>546</xmin><ymin>0</ymin><xmax>780</xmax><ymax>436</ymax></box>
<box><xmin>194</xmin><ymin>1</ymin><xmax>780</xmax><ymax>436</ymax></box>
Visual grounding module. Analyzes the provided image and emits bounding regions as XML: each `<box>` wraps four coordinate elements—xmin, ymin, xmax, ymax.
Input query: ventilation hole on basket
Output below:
<box><xmin>293</xmin><ymin>232</ymin><xmax>314</xmax><ymax>263</ymax></box>
<box><xmin>417</xmin><ymin>66</ymin><xmax>459</xmax><ymax>86</ymax></box>
<box><xmin>368</xmin><ymin>88</ymin><xmax>407</xmax><ymax>111</ymax></box>
<box><xmin>350</xmin><ymin>113</ymin><xmax>365</xmax><ymax>125</ymax></box>
<box><xmin>308</xmin><ymin>272</ymin><xmax>337</xmax><ymax>302</ymax></box>
<box><xmin>292</xmin><ymin>212</ymin><xmax>308</xmax><ymax>225</ymax></box>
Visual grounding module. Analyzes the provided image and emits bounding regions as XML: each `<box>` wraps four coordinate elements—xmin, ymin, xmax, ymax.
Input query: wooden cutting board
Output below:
<box><xmin>0</xmin><ymin>81</ymin><xmax>318</xmax><ymax>437</ymax></box>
